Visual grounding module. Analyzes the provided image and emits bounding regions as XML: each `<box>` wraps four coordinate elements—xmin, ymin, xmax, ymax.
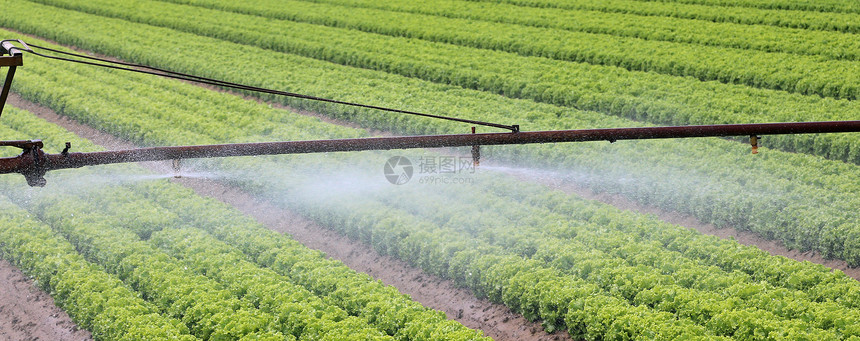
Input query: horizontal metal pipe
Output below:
<box><xmin>0</xmin><ymin>154</ymin><xmax>28</xmax><ymax>174</ymax></box>
<box><xmin>2</xmin><ymin>120</ymin><xmax>860</xmax><ymax>178</ymax></box>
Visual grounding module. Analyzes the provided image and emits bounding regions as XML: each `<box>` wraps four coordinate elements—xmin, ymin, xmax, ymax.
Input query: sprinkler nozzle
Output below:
<box><xmin>471</xmin><ymin>127</ymin><xmax>480</xmax><ymax>168</ymax></box>
<box><xmin>172</xmin><ymin>159</ymin><xmax>182</xmax><ymax>178</ymax></box>
<box><xmin>750</xmin><ymin>135</ymin><xmax>760</xmax><ymax>154</ymax></box>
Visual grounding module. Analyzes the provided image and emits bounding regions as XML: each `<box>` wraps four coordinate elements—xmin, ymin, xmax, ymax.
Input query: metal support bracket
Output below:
<box><xmin>0</xmin><ymin>40</ymin><xmax>23</xmax><ymax>119</ymax></box>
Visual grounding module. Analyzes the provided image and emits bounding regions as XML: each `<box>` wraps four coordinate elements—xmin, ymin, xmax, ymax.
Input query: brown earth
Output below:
<box><xmin>0</xmin><ymin>259</ymin><xmax>93</xmax><ymax>341</ymax></box>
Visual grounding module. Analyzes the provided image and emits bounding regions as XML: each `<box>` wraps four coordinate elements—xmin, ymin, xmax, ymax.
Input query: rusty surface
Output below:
<box><xmin>0</xmin><ymin>63</ymin><xmax>19</xmax><ymax>117</ymax></box>
<box><xmin>0</xmin><ymin>140</ymin><xmax>42</xmax><ymax>149</ymax></box>
<box><xmin>0</xmin><ymin>55</ymin><xmax>22</xmax><ymax>67</ymax></box>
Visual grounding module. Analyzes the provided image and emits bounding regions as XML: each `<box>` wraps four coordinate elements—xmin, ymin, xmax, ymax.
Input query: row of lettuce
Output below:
<box><xmin>7</xmin><ymin>31</ymin><xmax>860</xmax><ymax>339</ymax></box>
<box><xmin>470</xmin><ymin>0</ymin><xmax>860</xmax><ymax>33</ymax></box>
<box><xmin>298</xmin><ymin>0</ymin><xmax>860</xmax><ymax>61</ymax></box>
<box><xmin>0</xmin><ymin>108</ymin><xmax>488</xmax><ymax>340</ymax></box>
<box><xmin>11</xmin><ymin>0</ymin><xmax>860</xmax><ymax>166</ymax></box>
<box><xmin>628</xmin><ymin>0</ymin><xmax>860</xmax><ymax>14</ymax></box>
<box><xmin>0</xmin><ymin>198</ymin><xmax>201</xmax><ymax>340</ymax></box>
<box><xmin>72</xmin><ymin>181</ymin><xmax>487</xmax><ymax>341</ymax></box>
<box><xmin>29</xmin><ymin>189</ymin><xmax>296</xmax><ymax>340</ymax></box>
<box><xmin>4</xmin><ymin>15</ymin><xmax>860</xmax><ymax>269</ymax></box>
<box><xmin>34</xmin><ymin>0</ymin><xmax>860</xmax><ymax>102</ymax></box>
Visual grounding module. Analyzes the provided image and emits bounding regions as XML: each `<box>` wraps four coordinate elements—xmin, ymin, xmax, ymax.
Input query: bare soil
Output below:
<box><xmin>0</xmin><ymin>259</ymin><xmax>92</xmax><ymax>341</ymax></box>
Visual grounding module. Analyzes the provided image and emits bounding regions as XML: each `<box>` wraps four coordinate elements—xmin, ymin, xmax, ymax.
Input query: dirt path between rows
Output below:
<box><xmin>7</xmin><ymin>93</ymin><xmax>570</xmax><ymax>341</ymax></box>
<box><xmin>0</xmin><ymin>259</ymin><xmax>92</xmax><ymax>341</ymax></box>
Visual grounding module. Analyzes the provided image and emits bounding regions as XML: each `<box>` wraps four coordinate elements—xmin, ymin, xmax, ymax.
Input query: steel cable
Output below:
<box><xmin>12</xmin><ymin>41</ymin><xmax>519</xmax><ymax>132</ymax></box>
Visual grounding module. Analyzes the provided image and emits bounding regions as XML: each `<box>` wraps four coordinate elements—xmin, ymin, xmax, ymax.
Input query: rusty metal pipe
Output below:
<box><xmin>2</xmin><ymin>120</ymin><xmax>860</xmax><ymax>186</ymax></box>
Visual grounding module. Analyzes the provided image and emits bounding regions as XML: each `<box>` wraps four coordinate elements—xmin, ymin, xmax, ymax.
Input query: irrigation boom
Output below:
<box><xmin>1</xmin><ymin>40</ymin><xmax>860</xmax><ymax>186</ymax></box>
<box><xmin>2</xmin><ymin>121</ymin><xmax>860</xmax><ymax>186</ymax></box>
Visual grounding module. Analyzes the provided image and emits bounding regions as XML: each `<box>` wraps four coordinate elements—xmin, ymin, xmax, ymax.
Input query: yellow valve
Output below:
<box><xmin>750</xmin><ymin>135</ymin><xmax>760</xmax><ymax>154</ymax></box>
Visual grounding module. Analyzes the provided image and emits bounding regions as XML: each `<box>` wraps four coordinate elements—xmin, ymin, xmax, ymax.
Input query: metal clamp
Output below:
<box><xmin>61</xmin><ymin>142</ymin><xmax>71</xmax><ymax>156</ymax></box>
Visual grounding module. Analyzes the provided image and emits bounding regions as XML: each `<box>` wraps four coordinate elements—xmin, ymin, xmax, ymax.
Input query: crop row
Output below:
<box><xmin>8</xmin><ymin>186</ymin><xmax>296</xmax><ymax>340</ymax></box>
<box><xmin>16</xmin><ymin>0</ymin><xmax>860</xmax><ymax>166</ymax></box>
<box><xmin>8</xmin><ymin>33</ymin><xmax>860</xmax><ymax>338</ymax></box>
<box><xmin>78</xmin><ymin>184</ymin><xmax>489</xmax><ymax>341</ymax></box>
<box><xmin>0</xmin><ymin>198</ymin><xmax>200</xmax><ymax>340</ymax></box>
<box><xmin>90</xmin><ymin>0</ymin><xmax>860</xmax><ymax>100</ymax></box>
<box><xmin>629</xmin><ymin>0</ymin><xmax>860</xmax><ymax>14</ymax></box>
<box><xmin>150</xmin><ymin>225</ymin><xmax>488</xmax><ymax>340</ymax></box>
<box><xmin>5</xmin><ymin>19</ymin><xmax>860</xmax><ymax>268</ymax></box>
<box><xmin>469</xmin><ymin>0</ymin><xmax>860</xmax><ymax>33</ymax></box>
<box><xmin>366</xmin><ymin>175</ymin><xmax>860</xmax><ymax>326</ymax></box>
<box><xmin>473</xmin><ymin>179</ymin><xmax>860</xmax><ymax>303</ymax></box>
<box><xmin>300</xmin><ymin>0</ymin><xmax>860</xmax><ymax>61</ymax></box>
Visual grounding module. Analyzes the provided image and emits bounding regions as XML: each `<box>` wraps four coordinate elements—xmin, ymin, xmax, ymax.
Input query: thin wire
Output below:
<box><xmin>19</xmin><ymin>42</ymin><xmax>519</xmax><ymax>132</ymax></box>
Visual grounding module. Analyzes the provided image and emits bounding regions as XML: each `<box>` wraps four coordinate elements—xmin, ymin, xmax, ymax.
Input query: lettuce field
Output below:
<box><xmin>1</xmin><ymin>0</ymin><xmax>860</xmax><ymax>340</ymax></box>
